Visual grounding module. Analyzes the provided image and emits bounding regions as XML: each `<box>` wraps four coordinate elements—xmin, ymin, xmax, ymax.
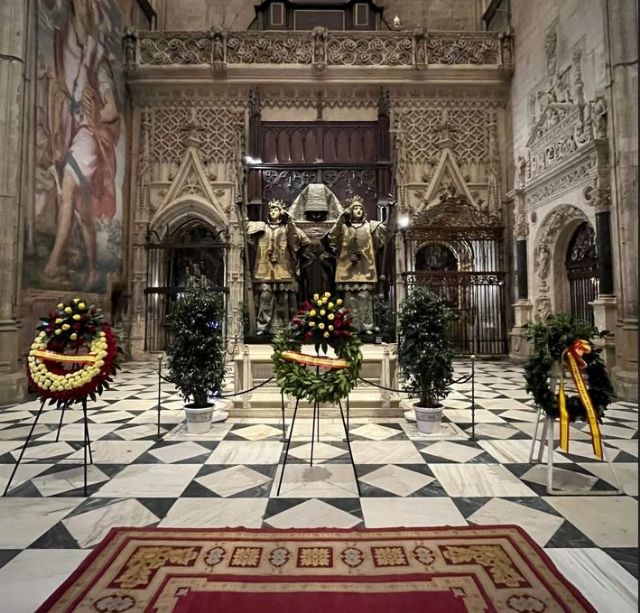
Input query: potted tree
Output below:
<box><xmin>397</xmin><ymin>286</ymin><xmax>455</xmax><ymax>433</ymax></box>
<box><xmin>166</xmin><ymin>287</ymin><xmax>228</xmax><ymax>433</ymax></box>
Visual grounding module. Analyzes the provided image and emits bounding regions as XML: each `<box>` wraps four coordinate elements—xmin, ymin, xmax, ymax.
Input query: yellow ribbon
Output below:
<box><xmin>33</xmin><ymin>350</ymin><xmax>97</xmax><ymax>364</ymax></box>
<box><xmin>558</xmin><ymin>340</ymin><xmax>603</xmax><ymax>459</ymax></box>
<box><xmin>281</xmin><ymin>350</ymin><xmax>349</xmax><ymax>370</ymax></box>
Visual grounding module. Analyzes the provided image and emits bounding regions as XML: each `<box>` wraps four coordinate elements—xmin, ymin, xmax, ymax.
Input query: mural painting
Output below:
<box><xmin>25</xmin><ymin>0</ymin><xmax>125</xmax><ymax>292</ymax></box>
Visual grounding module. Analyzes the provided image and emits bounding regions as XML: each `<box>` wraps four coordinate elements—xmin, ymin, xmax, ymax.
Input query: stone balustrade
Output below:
<box><xmin>124</xmin><ymin>28</ymin><xmax>512</xmax><ymax>70</ymax></box>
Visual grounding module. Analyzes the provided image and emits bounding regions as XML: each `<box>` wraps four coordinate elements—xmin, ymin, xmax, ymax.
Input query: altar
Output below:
<box><xmin>231</xmin><ymin>343</ymin><xmax>400</xmax><ymax>417</ymax></box>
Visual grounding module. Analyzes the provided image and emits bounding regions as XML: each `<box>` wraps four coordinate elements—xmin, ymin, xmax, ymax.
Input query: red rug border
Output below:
<box><xmin>37</xmin><ymin>524</ymin><xmax>595</xmax><ymax>613</ymax></box>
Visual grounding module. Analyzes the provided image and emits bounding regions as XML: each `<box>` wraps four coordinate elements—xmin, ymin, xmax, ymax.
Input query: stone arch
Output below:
<box><xmin>149</xmin><ymin>195</ymin><xmax>228</xmax><ymax>240</ymax></box>
<box><xmin>533</xmin><ymin>204</ymin><xmax>590</xmax><ymax>315</ymax></box>
<box><xmin>413</xmin><ymin>239</ymin><xmax>474</xmax><ymax>272</ymax></box>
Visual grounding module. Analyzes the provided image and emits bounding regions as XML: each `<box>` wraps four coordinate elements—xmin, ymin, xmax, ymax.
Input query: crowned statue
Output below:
<box><xmin>322</xmin><ymin>195</ymin><xmax>386</xmax><ymax>334</ymax></box>
<box><xmin>247</xmin><ymin>200</ymin><xmax>310</xmax><ymax>335</ymax></box>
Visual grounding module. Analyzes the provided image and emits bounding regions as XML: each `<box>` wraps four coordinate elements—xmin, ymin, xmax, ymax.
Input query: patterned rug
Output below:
<box><xmin>38</xmin><ymin>526</ymin><xmax>595</xmax><ymax>612</ymax></box>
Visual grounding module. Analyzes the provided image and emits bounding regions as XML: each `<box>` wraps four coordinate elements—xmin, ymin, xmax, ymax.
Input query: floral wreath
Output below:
<box><xmin>272</xmin><ymin>292</ymin><xmax>362</xmax><ymax>404</ymax></box>
<box><xmin>523</xmin><ymin>313</ymin><xmax>614</xmax><ymax>458</ymax></box>
<box><xmin>27</xmin><ymin>298</ymin><xmax>120</xmax><ymax>403</ymax></box>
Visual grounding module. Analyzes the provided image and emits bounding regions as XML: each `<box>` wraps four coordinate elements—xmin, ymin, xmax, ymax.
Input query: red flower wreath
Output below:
<box><xmin>26</xmin><ymin>298</ymin><xmax>120</xmax><ymax>403</ymax></box>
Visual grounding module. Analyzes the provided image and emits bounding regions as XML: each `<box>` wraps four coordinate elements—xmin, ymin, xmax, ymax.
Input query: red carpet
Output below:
<box><xmin>38</xmin><ymin>525</ymin><xmax>595</xmax><ymax>612</ymax></box>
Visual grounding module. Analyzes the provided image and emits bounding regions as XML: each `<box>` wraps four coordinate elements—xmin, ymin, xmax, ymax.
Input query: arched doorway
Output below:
<box><xmin>414</xmin><ymin>243</ymin><xmax>459</xmax><ymax>308</ymax></box>
<box><xmin>565</xmin><ymin>221</ymin><xmax>598</xmax><ymax>324</ymax></box>
<box><xmin>145</xmin><ymin>220</ymin><xmax>227</xmax><ymax>351</ymax></box>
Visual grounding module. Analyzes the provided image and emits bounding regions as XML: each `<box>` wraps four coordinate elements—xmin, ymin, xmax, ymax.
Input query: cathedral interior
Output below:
<box><xmin>0</xmin><ymin>1</ymin><xmax>637</xmax><ymax>610</ymax></box>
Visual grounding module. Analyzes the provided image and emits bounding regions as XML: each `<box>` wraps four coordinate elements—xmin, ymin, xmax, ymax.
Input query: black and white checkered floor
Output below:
<box><xmin>0</xmin><ymin>361</ymin><xmax>637</xmax><ymax>611</ymax></box>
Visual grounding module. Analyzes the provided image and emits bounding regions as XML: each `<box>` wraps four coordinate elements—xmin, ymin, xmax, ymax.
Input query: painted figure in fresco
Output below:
<box><xmin>247</xmin><ymin>200</ymin><xmax>311</xmax><ymax>335</ymax></box>
<box><xmin>41</xmin><ymin>0</ymin><xmax>122</xmax><ymax>290</ymax></box>
<box><xmin>323</xmin><ymin>196</ymin><xmax>386</xmax><ymax>334</ymax></box>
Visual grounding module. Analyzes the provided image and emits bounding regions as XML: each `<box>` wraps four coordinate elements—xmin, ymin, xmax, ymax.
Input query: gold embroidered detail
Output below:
<box><xmin>371</xmin><ymin>546</ymin><xmax>409</xmax><ymax>567</ymax></box>
<box><xmin>442</xmin><ymin>545</ymin><xmax>526</xmax><ymax>588</ymax></box>
<box><xmin>115</xmin><ymin>546</ymin><xmax>199</xmax><ymax>589</ymax></box>
<box><xmin>297</xmin><ymin>547</ymin><xmax>333</xmax><ymax>568</ymax></box>
<box><xmin>340</xmin><ymin>546</ymin><xmax>365</xmax><ymax>568</ymax></box>
<box><xmin>230</xmin><ymin>547</ymin><xmax>262</xmax><ymax>567</ymax></box>
<box><xmin>506</xmin><ymin>594</ymin><xmax>548</xmax><ymax>612</ymax></box>
<box><xmin>94</xmin><ymin>594</ymin><xmax>136</xmax><ymax>612</ymax></box>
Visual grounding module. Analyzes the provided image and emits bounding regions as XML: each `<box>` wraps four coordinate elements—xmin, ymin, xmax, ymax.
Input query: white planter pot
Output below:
<box><xmin>184</xmin><ymin>405</ymin><xmax>214</xmax><ymax>434</ymax></box>
<box><xmin>414</xmin><ymin>404</ymin><xmax>444</xmax><ymax>434</ymax></box>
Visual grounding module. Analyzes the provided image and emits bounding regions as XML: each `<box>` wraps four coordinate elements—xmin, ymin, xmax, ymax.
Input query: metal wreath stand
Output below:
<box><xmin>3</xmin><ymin>395</ymin><xmax>94</xmax><ymax>497</ymax></box>
<box><xmin>528</xmin><ymin>362</ymin><xmax>623</xmax><ymax>495</ymax></box>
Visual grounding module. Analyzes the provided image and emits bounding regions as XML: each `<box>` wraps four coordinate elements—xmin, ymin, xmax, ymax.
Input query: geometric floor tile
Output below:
<box><xmin>421</xmin><ymin>441</ymin><xmax>484</xmax><ymax>463</ymax></box>
<box><xmin>361</xmin><ymin>497</ymin><xmax>467</xmax><ymax>528</ymax></box>
<box><xmin>93</xmin><ymin>464</ymin><xmax>200</xmax><ymax>498</ymax></box>
<box><xmin>231</xmin><ymin>424</ymin><xmax>283</xmax><ymax>441</ymax></box>
<box><xmin>264</xmin><ymin>499</ymin><xmax>361</xmax><ymax>529</ymax></box>
<box><xmin>65</xmin><ymin>440</ymin><xmax>155</xmax><ymax>464</ymax></box>
<box><xmin>159</xmin><ymin>498</ymin><xmax>268</xmax><ymax>528</ymax></box>
<box><xmin>287</xmin><ymin>442</ymin><xmax>346</xmax><ymax>463</ymax></box>
<box><xmin>544</xmin><ymin>496</ymin><xmax>638</xmax><ymax>548</ymax></box>
<box><xmin>350</xmin><ymin>441</ymin><xmax>425</xmax><ymax>464</ymax></box>
<box><xmin>271</xmin><ymin>463</ymin><xmax>359</xmax><ymax>498</ymax></box>
<box><xmin>579</xmin><ymin>463</ymin><xmax>637</xmax><ymax>496</ymax></box>
<box><xmin>359</xmin><ymin>465</ymin><xmax>434</xmax><ymax>496</ymax></box>
<box><xmin>31</xmin><ymin>465</ymin><xmax>109</xmax><ymax>496</ymax></box>
<box><xmin>520</xmin><ymin>464</ymin><xmax>599</xmax><ymax>492</ymax></box>
<box><xmin>147</xmin><ymin>442</ymin><xmax>210</xmax><ymax>463</ymax></box>
<box><xmin>62</xmin><ymin>498</ymin><xmax>159</xmax><ymax>547</ymax></box>
<box><xmin>206</xmin><ymin>441</ymin><xmax>283</xmax><ymax>465</ymax></box>
<box><xmin>0</xmin><ymin>462</ymin><xmax>53</xmax><ymax>493</ymax></box>
<box><xmin>350</xmin><ymin>423</ymin><xmax>401</xmax><ymax>440</ymax></box>
<box><xmin>479</xmin><ymin>439</ymin><xmax>571</xmax><ymax>464</ymax></box>
<box><xmin>430</xmin><ymin>464</ymin><xmax>536</xmax><ymax>497</ymax></box>
<box><xmin>196</xmin><ymin>465</ymin><xmax>271</xmax><ymax>497</ymax></box>
<box><xmin>468</xmin><ymin>498</ymin><xmax>564</xmax><ymax>546</ymax></box>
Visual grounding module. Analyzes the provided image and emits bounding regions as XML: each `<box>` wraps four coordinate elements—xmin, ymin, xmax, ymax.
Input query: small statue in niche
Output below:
<box><xmin>322</xmin><ymin>195</ymin><xmax>386</xmax><ymax>335</ymax></box>
<box><xmin>247</xmin><ymin>200</ymin><xmax>310</xmax><ymax>335</ymax></box>
<box><xmin>185</xmin><ymin>260</ymin><xmax>211</xmax><ymax>289</ymax></box>
<box><xmin>592</xmin><ymin>97</ymin><xmax>607</xmax><ymax>139</ymax></box>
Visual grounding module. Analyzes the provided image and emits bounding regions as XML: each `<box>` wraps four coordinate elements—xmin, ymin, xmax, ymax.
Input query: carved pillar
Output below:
<box><xmin>605</xmin><ymin>0</ymin><xmax>638</xmax><ymax>400</ymax></box>
<box><xmin>0</xmin><ymin>0</ymin><xmax>30</xmax><ymax>403</ymax></box>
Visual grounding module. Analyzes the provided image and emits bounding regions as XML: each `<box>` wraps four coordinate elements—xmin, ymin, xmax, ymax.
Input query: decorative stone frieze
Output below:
<box><xmin>131</xmin><ymin>29</ymin><xmax>510</xmax><ymax>69</ymax></box>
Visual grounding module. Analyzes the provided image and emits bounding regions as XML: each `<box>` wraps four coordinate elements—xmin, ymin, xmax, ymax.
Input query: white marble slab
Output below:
<box><xmin>580</xmin><ymin>462</ymin><xmax>638</xmax><ymax>496</ymax></box>
<box><xmin>479</xmin><ymin>439</ymin><xmax>571</xmax><ymax>464</ymax></box>
<box><xmin>0</xmin><ymin>549</ymin><xmax>91</xmax><ymax>613</ymax></box>
<box><xmin>359</xmin><ymin>465</ymin><xmax>434</xmax><ymax>496</ymax></box>
<box><xmin>468</xmin><ymin>498</ymin><xmax>563</xmax><ymax>546</ymax></box>
<box><xmin>605</xmin><ymin>439</ymin><xmax>638</xmax><ymax>456</ymax></box>
<box><xmin>205</xmin><ymin>441</ymin><xmax>283</xmax><ymax>465</ymax></box>
<box><xmin>287</xmin><ymin>442</ymin><xmax>346</xmax><ymax>462</ymax></box>
<box><xmin>265</xmin><ymin>498</ymin><xmax>361</xmax><ymax>529</ymax></box>
<box><xmin>476</xmin><ymin>399</ymin><xmax>534</xmax><ymax>411</ymax></box>
<box><xmin>520</xmin><ymin>464</ymin><xmax>598</xmax><ymax>492</ymax></box>
<box><xmin>164</xmin><ymin>421</ymin><xmax>233</xmax><ymax>441</ymax></box>
<box><xmin>463</xmin><ymin>423</ymin><xmax>518</xmax><ymax>439</ymax></box>
<box><xmin>422</xmin><ymin>441</ymin><xmax>484</xmax><ymax>463</ymax></box>
<box><xmin>499</xmin><ymin>409</ymin><xmax>544</xmax><ymax>422</ymax></box>
<box><xmin>361</xmin><ymin>497</ymin><xmax>467</xmax><ymax>528</ymax></box>
<box><xmin>102</xmin><ymin>399</ymin><xmax>159</xmax><ymax>411</ymax></box>
<box><xmin>197</xmin><ymin>465</ymin><xmax>271</xmax><ymax>496</ymax></box>
<box><xmin>350</xmin><ymin>423</ymin><xmax>401</xmax><ymax>440</ymax></box>
<box><xmin>443</xmin><ymin>409</ymin><xmax>507</xmax><ymax>424</ymax></box>
<box><xmin>0</xmin><ymin>410</ymin><xmax>33</xmax><ymax>423</ymax></box>
<box><xmin>271</xmin><ymin>463</ymin><xmax>359</xmax><ymax>498</ymax></box>
<box><xmin>160</xmin><ymin>498</ymin><xmax>268</xmax><ymax>528</ymax></box>
<box><xmin>10</xmin><ymin>441</ymin><xmax>75</xmax><ymax>460</ymax></box>
<box><xmin>93</xmin><ymin>464</ymin><xmax>200</xmax><ymax>498</ymax></box>
<box><xmin>148</xmin><ymin>441</ymin><xmax>210</xmax><ymax>463</ymax></box>
<box><xmin>350</xmin><ymin>440</ymin><xmax>426</xmax><ymax>465</ymax></box>
<box><xmin>65</xmin><ymin>440</ymin><xmax>155</xmax><ymax>464</ymax></box>
<box><xmin>87</xmin><ymin>410</ymin><xmax>135</xmax><ymax>423</ymax></box>
<box><xmin>0</xmin><ymin>498</ymin><xmax>83</xmax><ymax>548</ymax></box>
<box><xmin>430</xmin><ymin>464</ymin><xmax>536</xmax><ymax>497</ymax></box>
<box><xmin>32</xmin><ymin>465</ymin><xmax>109</xmax><ymax>496</ymax></box>
<box><xmin>0</xmin><ymin>425</ymin><xmax>51</xmax><ymax>440</ymax></box>
<box><xmin>232</xmin><ymin>424</ymin><xmax>283</xmax><ymax>440</ymax></box>
<box><xmin>0</xmin><ymin>463</ymin><xmax>53</xmax><ymax>493</ymax></box>
<box><xmin>114</xmin><ymin>424</ymin><xmax>167</xmax><ymax>440</ymax></box>
<box><xmin>63</xmin><ymin>498</ymin><xmax>159</xmax><ymax>548</ymax></box>
<box><xmin>544</xmin><ymin>496</ymin><xmax>638</xmax><ymax>547</ymax></box>
<box><xmin>38</xmin><ymin>422</ymin><xmax>120</xmax><ymax>441</ymax></box>
<box><xmin>546</xmin><ymin>548</ymin><xmax>638</xmax><ymax>613</ymax></box>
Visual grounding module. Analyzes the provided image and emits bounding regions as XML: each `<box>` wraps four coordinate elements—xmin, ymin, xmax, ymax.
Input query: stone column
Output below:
<box><xmin>0</xmin><ymin>0</ymin><xmax>30</xmax><ymax>403</ymax></box>
<box><xmin>509</xmin><ymin>189</ymin><xmax>532</xmax><ymax>360</ymax></box>
<box><xmin>605</xmin><ymin>0</ymin><xmax>638</xmax><ymax>400</ymax></box>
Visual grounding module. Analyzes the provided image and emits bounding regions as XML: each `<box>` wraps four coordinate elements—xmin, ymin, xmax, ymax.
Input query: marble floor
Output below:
<box><xmin>0</xmin><ymin>361</ymin><xmax>637</xmax><ymax>612</ymax></box>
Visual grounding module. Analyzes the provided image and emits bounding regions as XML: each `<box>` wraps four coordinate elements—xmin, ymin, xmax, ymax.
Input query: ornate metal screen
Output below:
<box><xmin>566</xmin><ymin>222</ymin><xmax>598</xmax><ymax>325</ymax></box>
<box><xmin>144</xmin><ymin>222</ymin><xmax>228</xmax><ymax>352</ymax></box>
<box><xmin>402</xmin><ymin>198</ymin><xmax>507</xmax><ymax>355</ymax></box>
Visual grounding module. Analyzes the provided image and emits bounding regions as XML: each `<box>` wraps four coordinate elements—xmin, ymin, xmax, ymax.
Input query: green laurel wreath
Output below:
<box><xmin>523</xmin><ymin>313</ymin><xmax>615</xmax><ymax>421</ymax></box>
<box><xmin>272</xmin><ymin>326</ymin><xmax>363</xmax><ymax>404</ymax></box>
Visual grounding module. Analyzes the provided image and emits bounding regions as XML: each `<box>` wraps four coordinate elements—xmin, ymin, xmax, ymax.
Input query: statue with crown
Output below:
<box><xmin>246</xmin><ymin>199</ymin><xmax>311</xmax><ymax>335</ymax></box>
<box><xmin>322</xmin><ymin>194</ymin><xmax>386</xmax><ymax>335</ymax></box>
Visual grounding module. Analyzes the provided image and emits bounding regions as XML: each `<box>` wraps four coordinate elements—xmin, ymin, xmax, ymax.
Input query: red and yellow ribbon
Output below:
<box><xmin>558</xmin><ymin>340</ymin><xmax>603</xmax><ymax>459</ymax></box>
<box><xmin>281</xmin><ymin>350</ymin><xmax>349</xmax><ymax>370</ymax></box>
<box><xmin>32</xmin><ymin>350</ymin><xmax>97</xmax><ymax>364</ymax></box>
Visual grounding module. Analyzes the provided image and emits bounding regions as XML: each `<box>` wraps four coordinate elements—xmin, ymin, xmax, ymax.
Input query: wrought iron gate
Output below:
<box><xmin>566</xmin><ymin>221</ymin><xmax>598</xmax><ymax>325</ymax></box>
<box><xmin>144</xmin><ymin>222</ymin><xmax>228</xmax><ymax>352</ymax></box>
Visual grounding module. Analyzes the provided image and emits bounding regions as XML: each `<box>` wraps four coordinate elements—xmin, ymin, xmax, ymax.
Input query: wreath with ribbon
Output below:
<box><xmin>272</xmin><ymin>292</ymin><xmax>362</xmax><ymax>404</ymax></box>
<box><xmin>523</xmin><ymin>313</ymin><xmax>615</xmax><ymax>459</ymax></box>
<box><xmin>27</xmin><ymin>298</ymin><xmax>120</xmax><ymax>404</ymax></box>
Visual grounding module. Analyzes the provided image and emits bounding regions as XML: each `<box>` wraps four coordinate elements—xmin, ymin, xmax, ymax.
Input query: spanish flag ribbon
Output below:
<box><xmin>33</xmin><ymin>350</ymin><xmax>97</xmax><ymax>364</ymax></box>
<box><xmin>558</xmin><ymin>339</ymin><xmax>603</xmax><ymax>459</ymax></box>
<box><xmin>281</xmin><ymin>350</ymin><xmax>349</xmax><ymax>370</ymax></box>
